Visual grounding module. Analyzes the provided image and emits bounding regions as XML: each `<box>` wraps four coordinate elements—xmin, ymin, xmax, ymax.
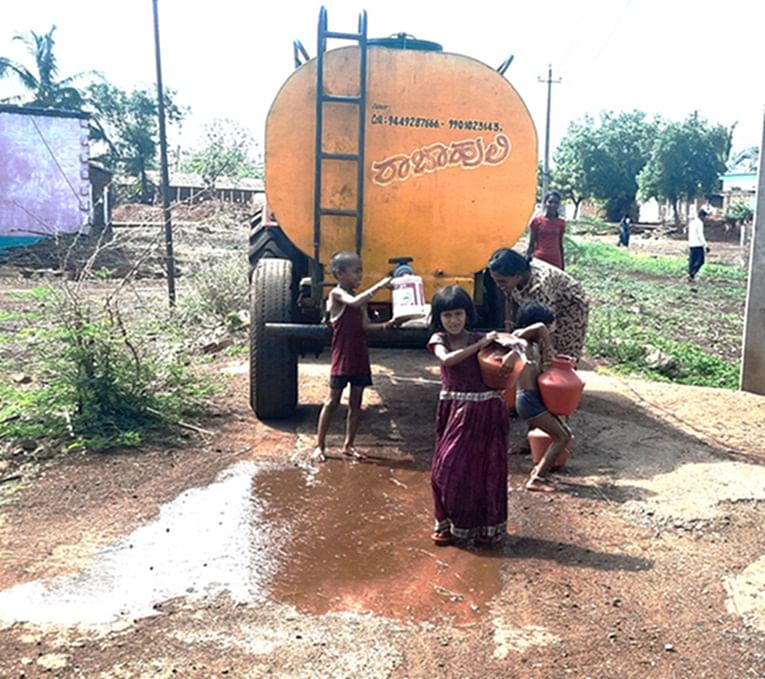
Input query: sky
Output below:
<box><xmin>1</xmin><ymin>0</ymin><xmax>764</xmax><ymax>160</ymax></box>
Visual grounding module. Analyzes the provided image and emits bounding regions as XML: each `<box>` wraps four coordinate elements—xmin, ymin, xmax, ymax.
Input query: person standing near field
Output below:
<box><xmin>687</xmin><ymin>208</ymin><xmax>710</xmax><ymax>283</ymax></box>
<box><xmin>618</xmin><ymin>214</ymin><xmax>631</xmax><ymax>247</ymax></box>
<box><xmin>526</xmin><ymin>189</ymin><xmax>566</xmax><ymax>270</ymax></box>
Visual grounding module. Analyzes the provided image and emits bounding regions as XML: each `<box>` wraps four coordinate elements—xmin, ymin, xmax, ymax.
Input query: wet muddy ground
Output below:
<box><xmin>1</xmin><ymin>345</ymin><xmax>765</xmax><ymax>678</ymax></box>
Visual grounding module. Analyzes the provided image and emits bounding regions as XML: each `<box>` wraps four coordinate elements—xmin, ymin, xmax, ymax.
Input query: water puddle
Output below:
<box><xmin>0</xmin><ymin>458</ymin><xmax>520</xmax><ymax>626</ymax></box>
<box><xmin>0</xmin><ymin>462</ymin><xmax>272</xmax><ymax>626</ymax></box>
<box><xmin>256</xmin><ymin>459</ymin><xmax>519</xmax><ymax>623</ymax></box>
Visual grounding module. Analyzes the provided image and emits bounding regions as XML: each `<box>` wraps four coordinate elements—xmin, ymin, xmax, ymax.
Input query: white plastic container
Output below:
<box><xmin>391</xmin><ymin>274</ymin><xmax>427</xmax><ymax>321</ymax></box>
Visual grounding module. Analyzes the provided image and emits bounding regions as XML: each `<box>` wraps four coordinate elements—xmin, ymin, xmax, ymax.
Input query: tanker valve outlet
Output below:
<box><xmin>388</xmin><ymin>256</ymin><xmax>415</xmax><ymax>278</ymax></box>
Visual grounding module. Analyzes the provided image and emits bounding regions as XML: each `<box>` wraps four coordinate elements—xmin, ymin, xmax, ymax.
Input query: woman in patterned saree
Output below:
<box><xmin>488</xmin><ymin>248</ymin><xmax>589</xmax><ymax>360</ymax></box>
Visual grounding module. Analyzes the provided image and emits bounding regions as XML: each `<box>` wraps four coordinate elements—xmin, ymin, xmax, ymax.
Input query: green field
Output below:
<box><xmin>567</xmin><ymin>240</ymin><xmax>746</xmax><ymax>388</ymax></box>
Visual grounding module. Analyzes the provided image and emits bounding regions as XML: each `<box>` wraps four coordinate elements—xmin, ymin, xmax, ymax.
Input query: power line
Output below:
<box><xmin>591</xmin><ymin>0</ymin><xmax>633</xmax><ymax>63</ymax></box>
<box><xmin>557</xmin><ymin>0</ymin><xmax>594</xmax><ymax>64</ymax></box>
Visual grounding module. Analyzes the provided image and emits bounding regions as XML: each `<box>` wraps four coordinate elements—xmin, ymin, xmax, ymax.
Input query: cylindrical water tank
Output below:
<box><xmin>266</xmin><ymin>44</ymin><xmax>538</xmax><ymax>299</ymax></box>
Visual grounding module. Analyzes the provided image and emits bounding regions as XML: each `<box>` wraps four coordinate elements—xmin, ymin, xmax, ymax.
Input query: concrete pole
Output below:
<box><xmin>739</xmin><ymin>220</ymin><xmax>748</xmax><ymax>269</ymax></box>
<box><xmin>740</xmin><ymin>110</ymin><xmax>765</xmax><ymax>394</ymax></box>
<box><xmin>542</xmin><ymin>64</ymin><xmax>552</xmax><ymax>200</ymax></box>
<box><xmin>538</xmin><ymin>65</ymin><xmax>561</xmax><ymax>201</ymax></box>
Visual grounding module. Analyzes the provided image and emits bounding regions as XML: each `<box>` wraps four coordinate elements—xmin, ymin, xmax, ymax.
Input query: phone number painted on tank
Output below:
<box><xmin>448</xmin><ymin>119</ymin><xmax>502</xmax><ymax>132</ymax></box>
<box><xmin>371</xmin><ymin>114</ymin><xmax>441</xmax><ymax>128</ymax></box>
<box><xmin>370</xmin><ymin>114</ymin><xmax>502</xmax><ymax>133</ymax></box>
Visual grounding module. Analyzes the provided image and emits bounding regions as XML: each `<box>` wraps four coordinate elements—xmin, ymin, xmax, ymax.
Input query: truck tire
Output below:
<box><xmin>250</xmin><ymin>258</ymin><xmax>298</xmax><ymax>419</ymax></box>
<box><xmin>248</xmin><ymin>210</ymin><xmax>308</xmax><ymax>281</ymax></box>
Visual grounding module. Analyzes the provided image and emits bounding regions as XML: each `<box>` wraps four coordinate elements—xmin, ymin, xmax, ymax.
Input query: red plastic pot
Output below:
<box><xmin>528</xmin><ymin>428</ymin><xmax>574</xmax><ymax>470</ymax></box>
<box><xmin>538</xmin><ymin>355</ymin><xmax>585</xmax><ymax>416</ymax></box>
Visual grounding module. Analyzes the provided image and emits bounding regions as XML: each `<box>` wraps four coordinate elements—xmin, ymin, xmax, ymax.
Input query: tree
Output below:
<box><xmin>638</xmin><ymin>113</ymin><xmax>731</xmax><ymax>224</ymax></box>
<box><xmin>552</xmin><ymin>120</ymin><xmax>593</xmax><ymax>219</ymax></box>
<box><xmin>87</xmin><ymin>82</ymin><xmax>185</xmax><ymax>204</ymax></box>
<box><xmin>180</xmin><ymin>118</ymin><xmax>263</xmax><ymax>195</ymax></box>
<box><xmin>553</xmin><ymin>111</ymin><xmax>657</xmax><ymax>221</ymax></box>
<box><xmin>0</xmin><ymin>25</ymin><xmax>89</xmax><ymax>110</ymax></box>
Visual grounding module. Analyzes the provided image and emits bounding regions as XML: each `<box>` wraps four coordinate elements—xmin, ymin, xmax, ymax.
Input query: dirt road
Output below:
<box><xmin>1</xmin><ymin>346</ymin><xmax>764</xmax><ymax>678</ymax></box>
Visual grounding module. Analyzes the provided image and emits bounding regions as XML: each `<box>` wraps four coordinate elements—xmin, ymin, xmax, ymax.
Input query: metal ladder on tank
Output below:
<box><xmin>313</xmin><ymin>6</ymin><xmax>368</xmax><ymax>263</ymax></box>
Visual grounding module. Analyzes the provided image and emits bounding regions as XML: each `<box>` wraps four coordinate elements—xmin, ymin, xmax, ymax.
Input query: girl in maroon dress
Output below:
<box><xmin>427</xmin><ymin>286</ymin><xmax>510</xmax><ymax>546</ymax></box>
<box><xmin>313</xmin><ymin>251</ymin><xmax>399</xmax><ymax>463</ymax></box>
<box><xmin>526</xmin><ymin>189</ymin><xmax>566</xmax><ymax>269</ymax></box>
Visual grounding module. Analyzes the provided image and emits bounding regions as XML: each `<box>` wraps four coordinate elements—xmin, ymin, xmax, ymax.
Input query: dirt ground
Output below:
<box><xmin>1</xmin><ymin>219</ymin><xmax>765</xmax><ymax>678</ymax></box>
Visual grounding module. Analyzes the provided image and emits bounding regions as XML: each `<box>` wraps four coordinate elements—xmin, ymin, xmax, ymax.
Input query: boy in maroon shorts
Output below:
<box><xmin>313</xmin><ymin>251</ymin><xmax>400</xmax><ymax>462</ymax></box>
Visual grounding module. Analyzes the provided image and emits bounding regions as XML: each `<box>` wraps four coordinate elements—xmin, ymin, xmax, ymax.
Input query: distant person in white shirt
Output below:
<box><xmin>687</xmin><ymin>208</ymin><xmax>710</xmax><ymax>283</ymax></box>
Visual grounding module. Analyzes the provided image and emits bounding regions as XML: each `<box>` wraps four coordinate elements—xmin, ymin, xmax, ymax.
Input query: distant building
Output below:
<box><xmin>720</xmin><ymin>171</ymin><xmax>756</xmax><ymax>212</ymax></box>
<box><xmin>0</xmin><ymin>104</ymin><xmax>108</xmax><ymax>249</ymax></box>
<box><xmin>116</xmin><ymin>171</ymin><xmax>265</xmax><ymax>205</ymax></box>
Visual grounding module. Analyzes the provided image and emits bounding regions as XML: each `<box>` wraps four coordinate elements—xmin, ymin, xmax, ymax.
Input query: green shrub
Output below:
<box><xmin>724</xmin><ymin>202</ymin><xmax>753</xmax><ymax>225</ymax></box>
<box><xmin>181</xmin><ymin>255</ymin><xmax>249</xmax><ymax>322</ymax></box>
<box><xmin>0</xmin><ymin>289</ymin><xmax>216</xmax><ymax>451</ymax></box>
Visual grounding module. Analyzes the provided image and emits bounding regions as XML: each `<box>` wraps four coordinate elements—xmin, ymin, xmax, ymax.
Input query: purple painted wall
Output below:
<box><xmin>0</xmin><ymin>108</ymin><xmax>91</xmax><ymax>237</ymax></box>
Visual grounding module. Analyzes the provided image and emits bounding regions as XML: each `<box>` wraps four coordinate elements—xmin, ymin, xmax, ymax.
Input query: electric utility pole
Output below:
<box><xmin>740</xmin><ymin>110</ymin><xmax>765</xmax><ymax>394</ymax></box>
<box><xmin>538</xmin><ymin>64</ymin><xmax>561</xmax><ymax>200</ymax></box>
<box><xmin>152</xmin><ymin>0</ymin><xmax>176</xmax><ymax>306</ymax></box>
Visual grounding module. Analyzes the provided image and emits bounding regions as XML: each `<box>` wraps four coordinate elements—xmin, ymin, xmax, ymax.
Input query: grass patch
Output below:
<box><xmin>569</xmin><ymin>240</ymin><xmax>746</xmax><ymax>282</ymax></box>
<box><xmin>568</xmin><ymin>217</ymin><xmax>612</xmax><ymax>236</ymax></box>
<box><xmin>5</xmin><ymin>287</ymin><xmax>55</xmax><ymax>301</ymax></box>
<box><xmin>222</xmin><ymin>343</ymin><xmax>246</xmax><ymax>356</ymax></box>
<box><xmin>569</xmin><ymin>239</ymin><xmax>745</xmax><ymax>388</ymax></box>
<box><xmin>0</xmin><ymin>479</ymin><xmax>30</xmax><ymax>507</ymax></box>
<box><xmin>0</xmin><ymin>309</ymin><xmax>43</xmax><ymax>323</ymax></box>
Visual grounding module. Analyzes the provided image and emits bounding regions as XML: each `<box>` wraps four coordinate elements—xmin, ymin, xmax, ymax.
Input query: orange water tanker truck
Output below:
<box><xmin>249</xmin><ymin>7</ymin><xmax>538</xmax><ymax>419</ymax></box>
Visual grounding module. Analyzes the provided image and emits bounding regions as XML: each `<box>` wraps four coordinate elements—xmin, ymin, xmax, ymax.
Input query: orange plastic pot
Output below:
<box><xmin>478</xmin><ymin>333</ymin><xmax>520</xmax><ymax>391</ymax></box>
<box><xmin>528</xmin><ymin>428</ymin><xmax>574</xmax><ymax>470</ymax></box>
<box><xmin>478</xmin><ymin>345</ymin><xmax>510</xmax><ymax>390</ymax></box>
<box><xmin>538</xmin><ymin>355</ymin><xmax>585</xmax><ymax>416</ymax></box>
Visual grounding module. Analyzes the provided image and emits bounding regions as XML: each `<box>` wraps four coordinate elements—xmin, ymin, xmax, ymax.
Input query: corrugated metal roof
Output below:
<box><xmin>143</xmin><ymin>170</ymin><xmax>264</xmax><ymax>191</ymax></box>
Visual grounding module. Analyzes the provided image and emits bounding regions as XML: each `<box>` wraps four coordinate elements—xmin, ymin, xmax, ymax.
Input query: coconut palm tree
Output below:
<box><xmin>728</xmin><ymin>146</ymin><xmax>759</xmax><ymax>173</ymax></box>
<box><xmin>0</xmin><ymin>25</ymin><xmax>89</xmax><ymax>111</ymax></box>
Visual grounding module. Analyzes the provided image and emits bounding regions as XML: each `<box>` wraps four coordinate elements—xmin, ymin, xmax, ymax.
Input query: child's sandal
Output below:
<box><xmin>342</xmin><ymin>446</ymin><xmax>365</xmax><ymax>460</ymax></box>
<box><xmin>525</xmin><ymin>474</ymin><xmax>556</xmax><ymax>492</ymax></box>
<box><xmin>431</xmin><ymin>530</ymin><xmax>453</xmax><ymax>546</ymax></box>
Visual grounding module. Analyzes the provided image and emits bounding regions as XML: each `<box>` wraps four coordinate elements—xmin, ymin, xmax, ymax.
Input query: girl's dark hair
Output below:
<box><xmin>515</xmin><ymin>301</ymin><xmax>555</xmax><ymax>329</ymax></box>
<box><xmin>488</xmin><ymin>248</ymin><xmax>531</xmax><ymax>277</ymax></box>
<box><xmin>544</xmin><ymin>189</ymin><xmax>562</xmax><ymax>202</ymax></box>
<box><xmin>430</xmin><ymin>285</ymin><xmax>476</xmax><ymax>332</ymax></box>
